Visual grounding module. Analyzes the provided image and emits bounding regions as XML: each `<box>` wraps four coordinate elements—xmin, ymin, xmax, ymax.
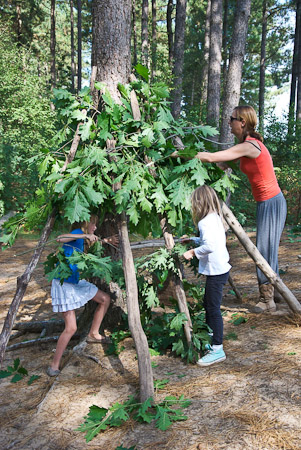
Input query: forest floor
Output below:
<box><xmin>0</xmin><ymin>227</ymin><xmax>300</xmax><ymax>450</ymax></box>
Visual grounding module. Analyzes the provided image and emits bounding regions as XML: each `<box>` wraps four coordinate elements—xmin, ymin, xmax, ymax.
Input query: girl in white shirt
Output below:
<box><xmin>183</xmin><ymin>185</ymin><xmax>231</xmax><ymax>366</ymax></box>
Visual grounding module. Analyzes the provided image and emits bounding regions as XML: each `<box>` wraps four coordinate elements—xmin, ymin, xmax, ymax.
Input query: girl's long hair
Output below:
<box><xmin>233</xmin><ymin>105</ymin><xmax>263</xmax><ymax>143</ymax></box>
<box><xmin>191</xmin><ymin>185</ymin><xmax>228</xmax><ymax>230</ymax></box>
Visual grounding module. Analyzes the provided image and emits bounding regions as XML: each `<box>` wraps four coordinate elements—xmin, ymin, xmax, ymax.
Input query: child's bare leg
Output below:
<box><xmin>87</xmin><ymin>290</ymin><xmax>110</xmax><ymax>340</ymax></box>
<box><xmin>50</xmin><ymin>310</ymin><xmax>77</xmax><ymax>370</ymax></box>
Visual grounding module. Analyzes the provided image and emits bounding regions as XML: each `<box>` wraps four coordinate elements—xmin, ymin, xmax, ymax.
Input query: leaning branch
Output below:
<box><xmin>222</xmin><ymin>203</ymin><xmax>301</xmax><ymax>314</ymax></box>
<box><xmin>0</xmin><ymin>112</ymin><xmax>87</xmax><ymax>366</ymax></box>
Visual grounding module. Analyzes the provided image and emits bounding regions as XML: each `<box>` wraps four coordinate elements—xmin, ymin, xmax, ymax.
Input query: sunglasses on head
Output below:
<box><xmin>230</xmin><ymin>116</ymin><xmax>242</xmax><ymax>122</ymax></box>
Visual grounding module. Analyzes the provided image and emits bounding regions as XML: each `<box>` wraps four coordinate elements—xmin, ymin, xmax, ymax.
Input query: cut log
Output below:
<box><xmin>6</xmin><ymin>335</ymin><xmax>79</xmax><ymax>352</ymax></box>
<box><xmin>13</xmin><ymin>319</ymin><xmax>65</xmax><ymax>334</ymax></box>
<box><xmin>222</xmin><ymin>203</ymin><xmax>301</xmax><ymax>314</ymax></box>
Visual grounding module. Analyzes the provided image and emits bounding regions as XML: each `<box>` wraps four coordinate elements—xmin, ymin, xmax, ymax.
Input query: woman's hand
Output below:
<box><xmin>183</xmin><ymin>249</ymin><xmax>195</xmax><ymax>260</ymax></box>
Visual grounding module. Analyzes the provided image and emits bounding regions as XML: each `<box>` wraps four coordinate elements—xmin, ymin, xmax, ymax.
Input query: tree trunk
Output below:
<box><xmin>0</xmin><ymin>114</ymin><xmax>87</xmax><ymax>366</ymax></box>
<box><xmin>132</xmin><ymin>0</ymin><xmax>138</xmax><ymax>67</ymax></box>
<box><xmin>16</xmin><ymin>3</ymin><xmax>22</xmax><ymax>45</ymax></box>
<box><xmin>221</xmin><ymin>0</ymin><xmax>229</xmax><ymax>92</ymax></box>
<box><xmin>77</xmin><ymin>0</ymin><xmax>82</xmax><ymax>92</ymax></box>
<box><xmin>222</xmin><ymin>203</ymin><xmax>301</xmax><ymax>314</ymax></box>
<box><xmin>207</xmin><ymin>0</ymin><xmax>223</xmax><ymax>128</ymax></box>
<box><xmin>289</xmin><ymin>0</ymin><xmax>301</xmax><ymax>129</ymax></box>
<box><xmin>171</xmin><ymin>0</ymin><xmax>187</xmax><ymax>119</ymax></box>
<box><xmin>50</xmin><ymin>0</ymin><xmax>56</xmax><ymax>89</ymax></box>
<box><xmin>92</xmin><ymin>0</ymin><xmax>131</xmax><ymax>102</ymax></box>
<box><xmin>200</xmin><ymin>0</ymin><xmax>211</xmax><ymax>113</ymax></box>
<box><xmin>296</xmin><ymin>0</ymin><xmax>301</xmax><ymax>121</ymax></box>
<box><xmin>167</xmin><ymin>0</ymin><xmax>174</xmax><ymax>66</ymax></box>
<box><xmin>258</xmin><ymin>0</ymin><xmax>267</xmax><ymax>134</ymax></box>
<box><xmin>141</xmin><ymin>0</ymin><xmax>149</xmax><ymax>68</ymax></box>
<box><xmin>219</xmin><ymin>0</ymin><xmax>251</xmax><ymax>147</ymax></box>
<box><xmin>70</xmin><ymin>0</ymin><xmax>75</xmax><ymax>93</ymax></box>
<box><xmin>151</xmin><ymin>0</ymin><xmax>157</xmax><ymax>79</ymax></box>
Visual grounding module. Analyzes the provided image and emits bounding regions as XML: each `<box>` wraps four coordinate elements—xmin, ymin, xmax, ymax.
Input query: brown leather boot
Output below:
<box><xmin>254</xmin><ymin>284</ymin><xmax>276</xmax><ymax>313</ymax></box>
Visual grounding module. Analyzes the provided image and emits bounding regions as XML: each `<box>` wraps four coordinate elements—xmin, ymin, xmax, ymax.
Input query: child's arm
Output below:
<box><xmin>56</xmin><ymin>233</ymin><xmax>98</xmax><ymax>244</ymax></box>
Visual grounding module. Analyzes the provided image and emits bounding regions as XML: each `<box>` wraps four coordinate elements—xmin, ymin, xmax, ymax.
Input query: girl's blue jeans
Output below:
<box><xmin>203</xmin><ymin>271</ymin><xmax>230</xmax><ymax>346</ymax></box>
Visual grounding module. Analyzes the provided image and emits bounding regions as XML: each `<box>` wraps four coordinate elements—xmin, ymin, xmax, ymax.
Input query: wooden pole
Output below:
<box><xmin>222</xmin><ymin>203</ymin><xmax>301</xmax><ymax>314</ymax></box>
<box><xmin>107</xmin><ymin>139</ymin><xmax>154</xmax><ymax>402</ymax></box>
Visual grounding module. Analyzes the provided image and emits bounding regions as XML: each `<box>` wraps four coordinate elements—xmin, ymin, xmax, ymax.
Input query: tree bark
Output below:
<box><xmin>289</xmin><ymin>0</ymin><xmax>301</xmax><ymax>128</ymax></box>
<box><xmin>70</xmin><ymin>0</ymin><xmax>75</xmax><ymax>93</ymax></box>
<box><xmin>221</xmin><ymin>0</ymin><xmax>229</xmax><ymax>91</ymax></box>
<box><xmin>132</xmin><ymin>0</ymin><xmax>138</xmax><ymax>67</ymax></box>
<box><xmin>0</xmin><ymin>114</ymin><xmax>87</xmax><ymax>366</ymax></box>
<box><xmin>222</xmin><ymin>203</ymin><xmax>301</xmax><ymax>314</ymax></box>
<box><xmin>258</xmin><ymin>0</ymin><xmax>267</xmax><ymax>133</ymax></box>
<box><xmin>141</xmin><ymin>0</ymin><xmax>149</xmax><ymax>68</ymax></box>
<box><xmin>207</xmin><ymin>0</ymin><xmax>223</xmax><ymax>128</ymax></box>
<box><xmin>50</xmin><ymin>0</ymin><xmax>56</xmax><ymax>89</ymax></box>
<box><xmin>77</xmin><ymin>0</ymin><xmax>82</xmax><ymax>92</ymax></box>
<box><xmin>171</xmin><ymin>0</ymin><xmax>187</xmax><ymax>119</ymax></box>
<box><xmin>200</xmin><ymin>0</ymin><xmax>211</xmax><ymax>113</ymax></box>
<box><xmin>167</xmin><ymin>0</ymin><xmax>174</xmax><ymax>66</ymax></box>
<box><xmin>151</xmin><ymin>0</ymin><xmax>157</xmax><ymax>79</ymax></box>
<box><xmin>219</xmin><ymin>0</ymin><xmax>251</xmax><ymax>147</ymax></box>
<box><xmin>296</xmin><ymin>0</ymin><xmax>301</xmax><ymax>121</ymax></box>
<box><xmin>92</xmin><ymin>0</ymin><xmax>132</xmax><ymax>102</ymax></box>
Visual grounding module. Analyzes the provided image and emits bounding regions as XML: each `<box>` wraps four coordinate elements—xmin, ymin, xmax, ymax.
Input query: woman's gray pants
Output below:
<box><xmin>256</xmin><ymin>192</ymin><xmax>287</xmax><ymax>285</ymax></box>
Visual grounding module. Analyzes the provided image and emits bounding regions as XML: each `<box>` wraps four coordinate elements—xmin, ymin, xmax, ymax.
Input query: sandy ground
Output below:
<box><xmin>0</xmin><ymin>229</ymin><xmax>300</xmax><ymax>450</ymax></box>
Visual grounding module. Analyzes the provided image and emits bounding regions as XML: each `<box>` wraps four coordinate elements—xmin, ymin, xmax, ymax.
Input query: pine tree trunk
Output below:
<box><xmin>219</xmin><ymin>0</ymin><xmax>251</xmax><ymax>147</ymax></box>
<box><xmin>296</xmin><ymin>0</ymin><xmax>301</xmax><ymax>121</ymax></box>
<box><xmin>92</xmin><ymin>0</ymin><xmax>131</xmax><ymax>102</ymax></box>
<box><xmin>221</xmin><ymin>0</ymin><xmax>228</xmax><ymax>96</ymax></box>
<box><xmin>167</xmin><ymin>0</ymin><xmax>174</xmax><ymax>66</ymax></box>
<box><xmin>151</xmin><ymin>0</ymin><xmax>157</xmax><ymax>79</ymax></box>
<box><xmin>50</xmin><ymin>0</ymin><xmax>56</xmax><ymax>89</ymax></box>
<box><xmin>171</xmin><ymin>0</ymin><xmax>187</xmax><ymax>119</ymax></box>
<box><xmin>200</xmin><ymin>0</ymin><xmax>211</xmax><ymax>113</ymax></box>
<box><xmin>132</xmin><ymin>0</ymin><xmax>138</xmax><ymax>66</ymax></box>
<box><xmin>77</xmin><ymin>0</ymin><xmax>82</xmax><ymax>92</ymax></box>
<box><xmin>207</xmin><ymin>0</ymin><xmax>223</xmax><ymax>128</ymax></box>
<box><xmin>141</xmin><ymin>0</ymin><xmax>149</xmax><ymax>68</ymax></box>
<box><xmin>289</xmin><ymin>0</ymin><xmax>301</xmax><ymax>129</ymax></box>
<box><xmin>70</xmin><ymin>0</ymin><xmax>75</xmax><ymax>93</ymax></box>
<box><xmin>258</xmin><ymin>0</ymin><xmax>267</xmax><ymax>134</ymax></box>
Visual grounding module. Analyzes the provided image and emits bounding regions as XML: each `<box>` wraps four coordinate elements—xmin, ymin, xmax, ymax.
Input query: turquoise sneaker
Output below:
<box><xmin>197</xmin><ymin>346</ymin><xmax>226</xmax><ymax>367</ymax></box>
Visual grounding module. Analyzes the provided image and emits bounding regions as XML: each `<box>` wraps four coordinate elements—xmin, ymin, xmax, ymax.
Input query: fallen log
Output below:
<box><xmin>6</xmin><ymin>335</ymin><xmax>80</xmax><ymax>352</ymax></box>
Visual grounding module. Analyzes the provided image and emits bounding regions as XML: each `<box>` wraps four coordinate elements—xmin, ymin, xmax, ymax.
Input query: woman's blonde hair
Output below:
<box><xmin>233</xmin><ymin>105</ymin><xmax>263</xmax><ymax>142</ymax></box>
<box><xmin>191</xmin><ymin>185</ymin><xmax>228</xmax><ymax>230</ymax></box>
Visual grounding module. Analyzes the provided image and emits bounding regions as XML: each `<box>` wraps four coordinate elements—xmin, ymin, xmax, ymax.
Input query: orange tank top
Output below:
<box><xmin>239</xmin><ymin>138</ymin><xmax>280</xmax><ymax>202</ymax></box>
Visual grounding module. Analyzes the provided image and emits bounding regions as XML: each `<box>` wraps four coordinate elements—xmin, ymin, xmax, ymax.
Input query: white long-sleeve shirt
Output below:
<box><xmin>191</xmin><ymin>213</ymin><xmax>231</xmax><ymax>276</ymax></box>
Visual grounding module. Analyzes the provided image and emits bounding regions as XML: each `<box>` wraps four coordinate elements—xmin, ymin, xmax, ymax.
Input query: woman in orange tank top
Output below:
<box><xmin>175</xmin><ymin>105</ymin><xmax>287</xmax><ymax>313</ymax></box>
